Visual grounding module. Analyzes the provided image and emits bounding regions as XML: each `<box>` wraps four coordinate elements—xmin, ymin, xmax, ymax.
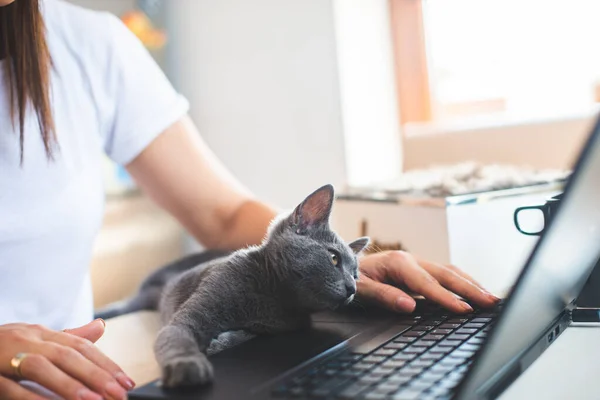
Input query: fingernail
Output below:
<box><xmin>396</xmin><ymin>297</ymin><xmax>416</xmax><ymax>312</ymax></box>
<box><xmin>116</xmin><ymin>371</ymin><xmax>136</xmax><ymax>389</ymax></box>
<box><xmin>78</xmin><ymin>389</ymin><xmax>102</xmax><ymax>400</ymax></box>
<box><xmin>487</xmin><ymin>293</ymin><xmax>501</xmax><ymax>302</ymax></box>
<box><xmin>96</xmin><ymin>318</ymin><xmax>106</xmax><ymax>329</ymax></box>
<box><xmin>105</xmin><ymin>381</ymin><xmax>127</xmax><ymax>400</ymax></box>
<box><xmin>460</xmin><ymin>301</ymin><xmax>474</xmax><ymax>313</ymax></box>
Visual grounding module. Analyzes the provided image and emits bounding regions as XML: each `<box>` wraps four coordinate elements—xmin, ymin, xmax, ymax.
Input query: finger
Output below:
<box><xmin>36</xmin><ymin>343</ymin><xmax>128</xmax><ymax>399</ymax></box>
<box><xmin>41</xmin><ymin>330</ymin><xmax>135</xmax><ymax>390</ymax></box>
<box><xmin>384</xmin><ymin>251</ymin><xmax>473</xmax><ymax>313</ymax></box>
<box><xmin>62</xmin><ymin>319</ymin><xmax>105</xmax><ymax>343</ymax></box>
<box><xmin>357</xmin><ymin>275</ymin><xmax>416</xmax><ymax>313</ymax></box>
<box><xmin>415</xmin><ymin>256</ymin><xmax>485</xmax><ymax>289</ymax></box>
<box><xmin>421</xmin><ymin>262</ymin><xmax>500</xmax><ymax>308</ymax></box>
<box><xmin>15</xmin><ymin>353</ymin><xmax>104</xmax><ymax>400</ymax></box>
<box><xmin>0</xmin><ymin>375</ymin><xmax>46</xmax><ymax>400</ymax></box>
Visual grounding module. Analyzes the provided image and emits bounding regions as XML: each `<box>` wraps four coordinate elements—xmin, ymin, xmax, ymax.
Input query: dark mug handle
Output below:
<box><xmin>514</xmin><ymin>205</ymin><xmax>548</xmax><ymax>236</ymax></box>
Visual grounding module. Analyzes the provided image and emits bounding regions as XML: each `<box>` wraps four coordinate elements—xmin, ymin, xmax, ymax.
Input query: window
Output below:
<box><xmin>394</xmin><ymin>0</ymin><xmax>600</xmax><ymax>125</ymax></box>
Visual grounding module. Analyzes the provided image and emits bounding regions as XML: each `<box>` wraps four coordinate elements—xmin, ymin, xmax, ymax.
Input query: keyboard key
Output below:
<box><xmin>439</xmin><ymin>323</ymin><xmax>462</xmax><ymax>329</ymax></box>
<box><xmin>450</xmin><ymin>349</ymin><xmax>475</xmax><ymax>359</ymax></box>
<box><xmin>392</xmin><ymin>353</ymin><xmax>418</xmax><ymax>361</ymax></box>
<box><xmin>403</xmin><ymin>330</ymin><xmax>426</xmax><ymax>338</ymax></box>
<box><xmin>459</xmin><ymin>343</ymin><xmax>480</xmax><ymax>352</ymax></box>
<box><xmin>474</xmin><ymin>332</ymin><xmax>488</xmax><ymax>339</ymax></box>
<box><xmin>431</xmin><ymin>328</ymin><xmax>453</xmax><ymax>335</ymax></box>
<box><xmin>438</xmin><ymin>378</ymin><xmax>461</xmax><ymax>389</ymax></box>
<box><xmin>471</xmin><ymin>318</ymin><xmax>492</xmax><ymax>323</ymax></box>
<box><xmin>391</xmin><ymin>389</ymin><xmax>424</xmax><ymax>399</ymax></box>
<box><xmin>429</xmin><ymin>385</ymin><xmax>451</xmax><ymax>397</ymax></box>
<box><xmin>363</xmin><ymin>355</ymin><xmax>386</xmax><ymax>364</ymax></box>
<box><xmin>415</xmin><ymin>325</ymin><xmax>436</xmax><ymax>331</ymax></box>
<box><xmin>364</xmin><ymin>391</ymin><xmax>390</xmax><ymax>400</ymax></box>
<box><xmin>448</xmin><ymin>333</ymin><xmax>470</xmax><ymax>341</ymax></box>
<box><xmin>429</xmin><ymin>345</ymin><xmax>453</xmax><ymax>354</ymax></box>
<box><xmin>394</xmin><ymin>336</ymin><xmax>417</xmax><ymax>344</ymax></box>
<box><xmin>337</xmin><ymin>382</ymin><xmax>372</xmax><ymax>399</ymax></box>
<box><xmin>371</xmin><ymin>366</ymin><xmax>395</xmax><ymax>376</ymax></box>
<box><xmin>455</xmin><ymin>328</ymin><xmax>477</xmax><ymax>335</ymax></box>
<box><xmin>438</xmin><ymin>339</ymin><xmax>462</xmax><ymax>348</ymax></box>
<box><xmin>340</xmin><ymin>370</ymin><xmax>362</xmax><ymax>379</ymax></box>
<box><xmin>374</xmin><ymin>348</ymin><xmax>397</xmax><ymax>357</ymax></box>
<box><xmin>420</xmin><ymin>352</ymin><xmax>445</xmax><ymax>361</ymax></box>
<box><xmin>339</xmin><ymin>354</ymin><xmax>363</xmax><ymax>362</ymax></box>
<box><xmin>404</xmin><ymin>346</ymin><xmax>427</xmax><ymax>354</ymax></box>
<box><xmin>430</xmin><ymin>364</ymin><xmax>454</xmax><ymax>374</ymax></box>
<box><xmin>440</xmin><ymin>357</ymin><xmax>466</xmax><ymax>367</ymax></box>
<box><xmin>374</xmin><ymin>382</ymin><xmax>402</xmax><ymax>393</ymax></box>
<box><xmin>410</xmin><ymin>359</ymin><xmax>434</xmax><ymax>368</ymax></box>
<box><xmin>407</xmin><ymin>380</ymin><xmax>432</xmax><ymax>391</ymax></box>
<box><xmin>398</xmin><ymin>367</ymin><xmax>423</xmax><ymax>377</ymax></box>
<box><xmin>413</xmin><ymin>340</ymin><xmax>436</xmax><ymax>348</ymax></box>
<box><xmin>385</xmin><ymin>342</ymin><xmax>408</xmax><ymax>350</ymax></box>
<box><xmin>447</xmin><ymin>318</ymin><xmax>469</xmax><ymax>324</ymax></box>
<box><xmin>387</xmin><ymin>375</ymin><xmax>412</xmax><ymax>385</ymax></box>
<box><xmin>381</xmin><ymin>359</ymin><xmax>407</xmax><ymax>369</ymax></box>
<box><xmin>422</xmin><ymin>334</ymin><xmax>445</xmax><ymax>341</ymax></box>
<box><xmin>462</xmin><ymin>322</ymin><xmax>485</xmax><ymax>329</ymax></box>
<box><xmin>476</xmin><ymin>312</ymin><xmax>497</xmax><ymax>317</ymax></box>
<box><xmin>359</xmin><ymin>375</ymin><xmax>382</xmax><ymax>384</ymax></box>
<box><xmin>424</xmin><ymin>319</ymin><xmax>446</xmax><ymax>325</ymax></box>
<box><xmin>467</xmin><ymin>337</ymin><xmax>484</xmax><ymax>345</ymax></box>
<box><xmin>352</xmin><ymin>362</ymin><xmax>374</xmax><ymax>371</ymax></box>
<box><xmin>419</xmin><ymin>370</ymin><xmax>447</xmax><ymax>382</ymax></box>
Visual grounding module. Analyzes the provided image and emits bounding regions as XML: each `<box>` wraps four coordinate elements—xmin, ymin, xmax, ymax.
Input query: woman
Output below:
<box><xmin>0</xmin><ymin>0</ymin><xmax>499</xmax><ymax>399</ymax></box>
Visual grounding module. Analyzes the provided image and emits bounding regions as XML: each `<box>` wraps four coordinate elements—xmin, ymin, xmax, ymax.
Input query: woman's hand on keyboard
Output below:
<box><xmin>0</xmin><ymin>319</ymin><xmax>134</xmax><ymax>400</ymax></box>
<box><xmin>356</xmin><ymin>251</ymin><xmax>501</xmax><ymax>313</ymax></box>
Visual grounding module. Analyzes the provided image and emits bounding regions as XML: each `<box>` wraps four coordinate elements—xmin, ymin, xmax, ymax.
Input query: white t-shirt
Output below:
<box><xmin>0</xmin><ymin>0</ymin><xmax>189</xmax><ymax>330</ymax></box>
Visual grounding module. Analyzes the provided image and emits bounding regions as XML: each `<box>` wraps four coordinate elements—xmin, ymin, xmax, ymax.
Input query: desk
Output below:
<box><xmin>96</xmin><ymin>312</ymin><xmax>600</xmax><ymax>399</ymax></box>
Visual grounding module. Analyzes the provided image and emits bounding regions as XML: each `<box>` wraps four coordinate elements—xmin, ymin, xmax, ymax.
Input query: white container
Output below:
<box><xmin>331</xmin><ymin>182</ymin><xmax>564</xmax><ymax>296</ymax></box>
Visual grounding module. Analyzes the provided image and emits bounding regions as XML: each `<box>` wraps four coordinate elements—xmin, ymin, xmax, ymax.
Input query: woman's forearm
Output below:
<box><xmin>208</xmin><ymin>199</ymin><xmax>278</xmax><ymax>250</ymax></box>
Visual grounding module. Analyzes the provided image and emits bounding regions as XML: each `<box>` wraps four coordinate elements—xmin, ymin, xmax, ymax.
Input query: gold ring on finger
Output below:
<box><xmin>10</xmin><ymin>353</ymin><xmax>29</xmax><ymax>379</ymax></box>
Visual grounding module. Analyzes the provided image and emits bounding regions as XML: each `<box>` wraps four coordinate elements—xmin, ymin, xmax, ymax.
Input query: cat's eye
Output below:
<box><xmin>329</xmin><ymin>250</ymin><xmax>339</xmax><ymax>266</ymax></box>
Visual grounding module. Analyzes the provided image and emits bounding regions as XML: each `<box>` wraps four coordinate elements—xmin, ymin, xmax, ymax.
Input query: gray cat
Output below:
<box><xmin>97</xmin><ymin>184</ymin><xmax>369</xmax><ymax>388</ymax></box>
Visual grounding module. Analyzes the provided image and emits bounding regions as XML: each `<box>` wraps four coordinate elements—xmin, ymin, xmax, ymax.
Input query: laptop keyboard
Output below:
<box><xmin>271</xmin><ymin>305</ymin><xmax>498</xmax><ymax>400</ymax></box>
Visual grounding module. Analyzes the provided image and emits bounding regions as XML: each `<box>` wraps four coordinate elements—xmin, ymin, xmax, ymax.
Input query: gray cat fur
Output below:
<box><xmin>100</xmin><ymin>184</ymin><xmax>370</xmax><ymax>388</ymax></box>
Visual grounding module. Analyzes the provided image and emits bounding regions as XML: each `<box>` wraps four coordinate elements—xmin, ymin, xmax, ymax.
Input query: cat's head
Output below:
<box><xmin>264</xmin><ymin>184</ymin><xmax>370</xmax><ymax>311</ymax></box>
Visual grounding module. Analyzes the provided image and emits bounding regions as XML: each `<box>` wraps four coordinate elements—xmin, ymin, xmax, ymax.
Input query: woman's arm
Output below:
<box><xmin>126</xmin><ymin>115</ymin><xmax>277</xmax><ymax>250</ymax></box>
<box><xmin>126</xmin><ymin>116</ymin><xmax>499</xmax><ymax>313</ymax></box>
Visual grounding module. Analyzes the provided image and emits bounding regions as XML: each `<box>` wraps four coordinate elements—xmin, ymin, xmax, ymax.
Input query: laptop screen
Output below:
<box><xmin>458</xmin><ymin>115</ymin><xmax>600</xmax><ymax>398</ymax></box>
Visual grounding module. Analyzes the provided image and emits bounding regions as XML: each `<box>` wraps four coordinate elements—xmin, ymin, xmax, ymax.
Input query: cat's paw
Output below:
<box><xmin>161</xmin><ymin>353</ymin><xmax>214</xmax><ymax>388</ymax></box>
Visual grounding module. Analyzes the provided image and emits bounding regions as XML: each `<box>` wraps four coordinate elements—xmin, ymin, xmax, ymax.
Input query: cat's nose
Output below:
<box><xmin>346</xmin><ymin>282</ymin><xmax>356</xmax><ymax>296</ymax></box>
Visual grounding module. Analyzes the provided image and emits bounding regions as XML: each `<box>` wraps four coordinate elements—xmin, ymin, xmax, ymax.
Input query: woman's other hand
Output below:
<box><xmin>358</xmin><ymin>251</ymin><xmax>501</xmax><ymax>313</ymax></box>
<box><xmin>0</xmin><ymin>319</ymin><xmax>134</xmax><ymax>400</ymax></box>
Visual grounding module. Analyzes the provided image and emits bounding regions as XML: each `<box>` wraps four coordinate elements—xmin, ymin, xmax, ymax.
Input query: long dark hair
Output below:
<box><xmin>0</xmin><ymin>0</ymin><xmax>55</xmax><ymax>163</ymax></box>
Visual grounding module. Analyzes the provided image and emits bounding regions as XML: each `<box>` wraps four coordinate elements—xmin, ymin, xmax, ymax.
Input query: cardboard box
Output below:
<box><xmin>331</xmin><ymin>182</ymin><xmax>564</xmax><ymax>296</ymax></box>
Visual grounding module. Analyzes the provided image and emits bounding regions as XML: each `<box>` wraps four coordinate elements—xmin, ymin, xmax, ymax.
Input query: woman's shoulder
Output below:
<box><xmin>42</xmin><ymin>0</ymin><xmax>129</xmax><ymax>64</ymax></box>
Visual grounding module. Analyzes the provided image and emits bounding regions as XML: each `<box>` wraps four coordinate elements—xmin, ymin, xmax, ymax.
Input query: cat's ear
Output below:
<box><xmin>291</xmin><ymin>184</ymin><xmax>335</xmax><ymax>234</ymax></box>
<box><xmin>348</xmin><ymin>237</ymin><xmax>370</xmax><ymax>254</ymax></box>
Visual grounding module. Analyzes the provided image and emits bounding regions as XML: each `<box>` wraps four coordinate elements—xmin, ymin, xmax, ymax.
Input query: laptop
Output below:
<box><xmin>129</xmin><ymin>114</ymin><xmax>600</xmax><ymax>400</ymax></box>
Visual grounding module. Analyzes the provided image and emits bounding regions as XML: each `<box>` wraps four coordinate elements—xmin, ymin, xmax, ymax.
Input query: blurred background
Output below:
<box><xmin>70</xmin><ymin>0</ymin><xmax>599</xmax><ymax>307</ymax></box>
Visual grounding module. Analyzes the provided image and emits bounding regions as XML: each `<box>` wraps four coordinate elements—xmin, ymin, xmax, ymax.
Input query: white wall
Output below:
<box><xmin>165</xmin><ymin>0</ymin><xmax>402</xmax><ymax>208</ymax></box>
<box><xmin>166</xmin><ymin>0</ymin><xmax>347</xmax><ymax>209</ymax></box>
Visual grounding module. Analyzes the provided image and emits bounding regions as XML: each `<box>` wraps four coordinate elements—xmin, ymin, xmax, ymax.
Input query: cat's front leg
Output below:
<box><xmin>154</xmin><ymin>323</ymin><xmax>214</xmax><ymax>387</ymax></box>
